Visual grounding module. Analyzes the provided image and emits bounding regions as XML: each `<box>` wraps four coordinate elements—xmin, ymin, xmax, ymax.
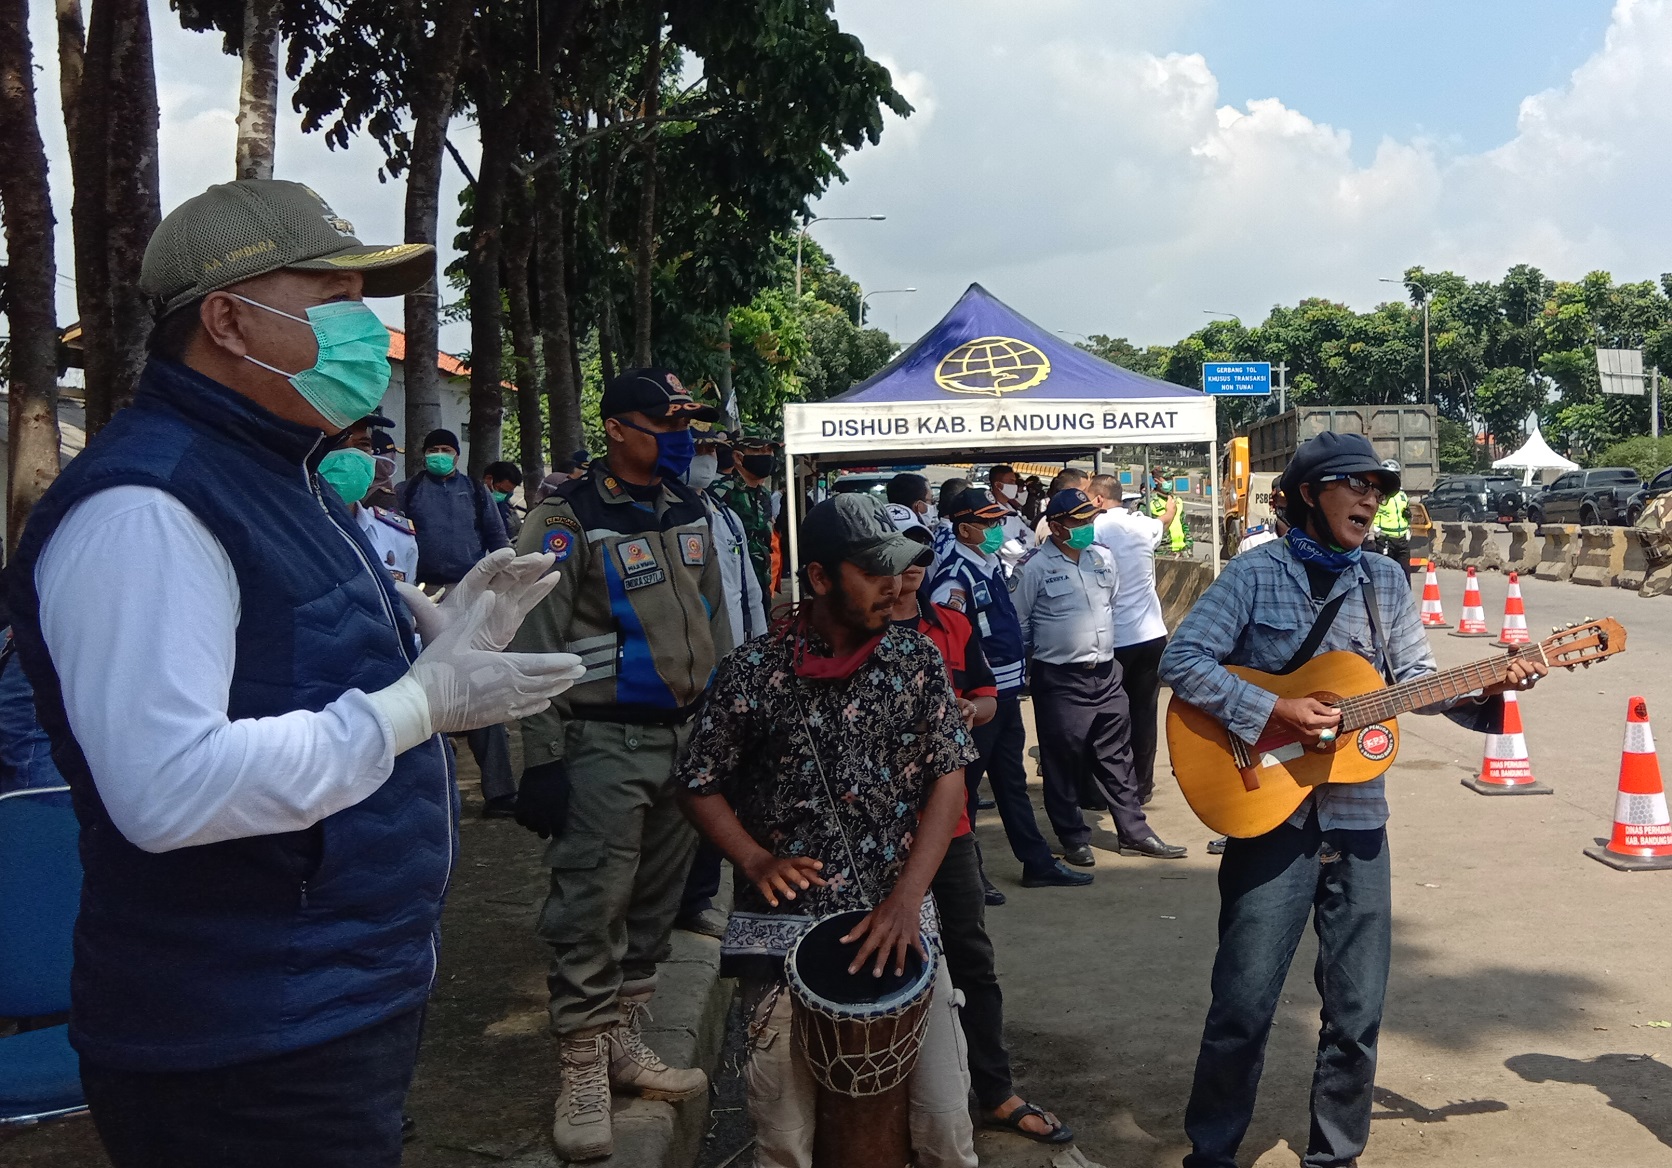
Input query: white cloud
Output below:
<box><xmin>817</xmin><ymin>0</ymin><xmax>1672</xmax><ymax>346</ymax></box>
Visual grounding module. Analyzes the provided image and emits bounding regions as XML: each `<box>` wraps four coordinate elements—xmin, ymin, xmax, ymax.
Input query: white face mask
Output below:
<box><xmin>1015</xmin><ymin>488</ymin><xmax>1031</xmax><ymax>507</ymax></box>
<box><xmin>684</xmin><ymin>451</ymin><xmax>719</xmax><ymax>491</ymax></box>
<box><xmin>996</xmin><ymin>481</ymin><xmax>1018</xmax><ymax>500</ymax></box>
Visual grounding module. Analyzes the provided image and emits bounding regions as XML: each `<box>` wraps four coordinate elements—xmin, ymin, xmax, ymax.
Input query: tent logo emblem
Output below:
<box><xmin>934</xmin><ymin>336</ymin><xmax>1051</xmax><ymax>396</ymax></box>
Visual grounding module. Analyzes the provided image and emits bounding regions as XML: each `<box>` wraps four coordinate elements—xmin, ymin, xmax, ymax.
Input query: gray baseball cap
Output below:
<box><xmin>802</xmin><ymin>494</ymin><xmax>933</xmax><ymax>575</ymax></box>
<box><xmin>141</xmin><ymin>179</ymin><xmax>436</xmax><ymax>316</ymax></box>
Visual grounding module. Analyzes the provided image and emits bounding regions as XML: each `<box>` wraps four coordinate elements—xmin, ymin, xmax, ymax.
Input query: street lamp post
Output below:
<box><xmin>857</xmin><ymin>287</ymin><xmax>916</xmax><ymax>325</ymax></box>
<box><xmin>1381</xmin><ymin>277</ymin><xmax>1433</xmax><ymax>405</ymax></box>
<box><xmin>795</xmin><ymin>214</ymin><xmax>886</xmax><ymax>297</ymax></box>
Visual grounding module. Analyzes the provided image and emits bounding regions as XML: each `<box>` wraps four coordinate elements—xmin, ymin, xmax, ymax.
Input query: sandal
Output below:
<box><xmin>981</xmin><ymin>1101</ymin><xmax>1075</xmax><ymax>1145</ymax></box>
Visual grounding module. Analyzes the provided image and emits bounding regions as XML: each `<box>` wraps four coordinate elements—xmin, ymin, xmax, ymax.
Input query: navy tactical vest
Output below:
<box><xmin>8</xmin><ymin>359</ymin><xmax>457</xmax><ymax>1072</ymax></box>
<box><xmin>931</xmin><ymin>547</ymin><xmax>1026</xmax><ymax>692</ymax></box>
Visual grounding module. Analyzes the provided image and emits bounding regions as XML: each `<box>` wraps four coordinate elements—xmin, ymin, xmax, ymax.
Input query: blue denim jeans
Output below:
<box><xmin>1183</xmin><ymin>811</ymin><xmax>1391</xmax><ymax>1168</ymax></box>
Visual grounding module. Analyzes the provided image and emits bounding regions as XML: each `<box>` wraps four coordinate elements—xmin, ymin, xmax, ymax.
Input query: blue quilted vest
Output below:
<box><xmin>930</xmin><ymin>548</ymin><xmax>1027</xmax><ymax>692</ymax></box>
<box><xmin>8</xmin><ymin>359</ymin><xmax>457</xmax><ymax>1072</ymax></box>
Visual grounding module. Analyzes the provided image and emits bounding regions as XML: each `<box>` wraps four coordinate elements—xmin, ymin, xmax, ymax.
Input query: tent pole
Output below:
<box><xmin>787</xmin><ymin>459</ymin><xmax>803</xmax><ymax>604</ymax></box>
<box><xmin>1210</xmin><ymin>437</ymin><xmax>1221</xmax><ymax>578</ymax></box>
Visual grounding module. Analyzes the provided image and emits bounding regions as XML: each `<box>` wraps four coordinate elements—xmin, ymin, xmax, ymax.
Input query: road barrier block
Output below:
<box><xmin>1619</xmin><ymin>529</ymin><xmax>1652</xmax><ymax>591</ymax></box>
<box><xmin>1572</xmin><ymin>525</ymin><xmax>1626</xmax><ymax>588</ymax></box>
<box><xmin>1156</xmin><ymin>557</ymin><xmax>1214</xmax><ymax>632</ymax></box>
<box><xmin>1433</xmin><ymin>522</ymin><xmax>1468</xmax><ymax>569</ymax></box>
<box><xmin>1503</xmin><ymin>523</ymin><xmax>1540</xmax><ymax>574</ymax></box>
<box><xmin>1535</xmin><ymin>525</ymin><xmax>1580</xmax><ymax>583</ymax></box>
<box><xmin>1462</xmin><ymin>524</ymin><xmax>1506</xmax><ymax>571</ymax></box>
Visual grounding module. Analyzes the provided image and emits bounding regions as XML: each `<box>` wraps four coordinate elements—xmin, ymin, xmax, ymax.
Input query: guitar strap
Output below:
<box><xmin>1279</xmin><ymin>591</ymin><xmax>1349</xmax><ymax>675</ymax></box>
<box><xmin>1358</xmin><ymin>573</ymin><xmax>1396</xmax><ymax>684</ymax></box>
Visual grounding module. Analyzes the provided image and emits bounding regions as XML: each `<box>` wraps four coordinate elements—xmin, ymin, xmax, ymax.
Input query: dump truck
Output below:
<box><xmin>1245</xmin><ymin>405</ymin><xmax>1438</xmax><ymax>493</ymax></box>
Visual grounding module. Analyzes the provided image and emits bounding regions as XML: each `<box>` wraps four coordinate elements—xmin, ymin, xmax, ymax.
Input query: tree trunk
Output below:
<box><xmin>535</xmin><ymin>163</ymin><xmax>580</xmax><ymax>461</ymax></box>
<box><xmin>463</xmin><ymin>93</ymin><xmax>520</xmax><ymax>479</ymax></box>
<box><xmin>55</xmin><ymin>0</ymin><xmax>83</xmax><ymax>160</ymax></box>
<box><xmin>234</xmin><ymin>0</ymin><xmax>280</xmax><ymax>180</ymax></box>
<box><xmin>631</xmin><ymin>19</ymin><xmax>661</xmax><ymax>367</ymax></box>
<box><xmin>399</xmin><ymin>0</ymin><xmax>471</xmax><ymax>476</ymax></box>
<box><xmin>504</xmin><ymin>181</ymin><xmax>545</xmax><ymax>494</ymax></box>
<box><xmin>0</xmin><ymin>0</ymin><xmax>64</xmax><ymax>551</ymax></box>
<box><xmin>72</xmin><ymin>0</ymin><xmax>160</xmax><ymax>436</ymax></box>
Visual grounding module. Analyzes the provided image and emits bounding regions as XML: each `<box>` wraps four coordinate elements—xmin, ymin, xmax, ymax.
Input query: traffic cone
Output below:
<box><xmin>1419</xmin><ymin>561</ymin><xmax>1451</xmax><ymax>628</ymax></box>
<box><xmin>1584</xmin><ymin>697</ymin><xmax>1672</xmax><ymax>871</ymax></box>
<box><xmin>1462</xmin><ymin>690</ymin><xmax>1552</xmax><ymax>795</ymax></box>
<box><xmin>1495</xmin><ymin>572</ymin><xmax>1530</xmax><ymax>646</ymax></box>
<box><xmin>1450</xmin><ymin>566</ymin><xmax>1493</xmax><ymax>638</ymax></box>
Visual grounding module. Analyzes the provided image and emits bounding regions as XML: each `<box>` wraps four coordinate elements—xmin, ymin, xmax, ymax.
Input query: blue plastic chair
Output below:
<box><xmin>0</xmin><ymin>785</ymin><xmax>87</xmax><ymax>1126</ymax></box>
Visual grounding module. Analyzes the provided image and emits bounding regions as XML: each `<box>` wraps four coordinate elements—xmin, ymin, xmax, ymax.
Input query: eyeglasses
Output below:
<box><xmin>1318</xmin><ymin>473</ymin><xmax>1387</xmax><ymax>501</ymax></box>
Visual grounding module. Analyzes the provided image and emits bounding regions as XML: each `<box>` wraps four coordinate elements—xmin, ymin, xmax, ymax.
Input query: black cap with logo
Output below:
<box><xmin>600</xmin><ymin>368</ymin><xmax>719</xmax><ymax>422</ymax></box>
<box><xmin>801</xmin><ymin>494</ymin><xmax>934</xmax><ymax>575</ymax></box>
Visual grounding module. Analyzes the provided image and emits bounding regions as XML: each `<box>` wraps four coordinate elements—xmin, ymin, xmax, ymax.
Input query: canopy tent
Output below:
<box><xmin>781</xmin><ymin>283</ymin><xmax>1222</xmax><ymax>589</ymax></box>
<box><xmin>1492</xmin><ymin>422</ymin><xmax>1578</xmax><ymax>485</ymax></box>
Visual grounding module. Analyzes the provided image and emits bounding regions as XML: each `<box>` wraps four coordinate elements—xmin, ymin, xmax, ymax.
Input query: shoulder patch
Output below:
<box><xmin>542</xmin><ymin>527</ymin><xmax>576</xmax><ymax>562</ymax></box>
<box><xmin>1016</xmin><ymin>547</ymin><xmax>1043</xmax><ymax>569</ymax></box>
<box><xmin>544</xmin><ymin>512</ymin><xmax>582</xmax><ymax>533</ymax></box>
<box><xmin>373</xmin><ymin>507</ymin><xmax>416</xmax><ymax>535</ymax></box>
<box><xmin>679</xmin><ymin>530</ymin><xmax>707</xmax><ymax>566</ymax></box>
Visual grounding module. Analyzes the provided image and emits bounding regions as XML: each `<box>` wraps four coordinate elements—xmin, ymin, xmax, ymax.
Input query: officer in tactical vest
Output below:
<box><xmin>511</xmin><ymin>368</ymin><xmax>733</xmax><ymax>1161</ymax></box>
<box><xmin>1149</xmin><ymin>473</ymin><xmax>1190</xmax><ymax>554</ymax></box>
<box><xmin>1371</xmin><ymin>458</ymin><xmax>1414</xmax><ymax>578</ymax></box>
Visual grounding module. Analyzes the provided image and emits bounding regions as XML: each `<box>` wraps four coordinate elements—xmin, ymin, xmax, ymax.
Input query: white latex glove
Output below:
<box><xmin>369</xmin><ymin>561</ymin><xmax>585</xmax><ymax>752</ymax></box>
<box><xmin>396</xmin><ymin>548</ymin><xmax>553</xmax><ymax>645</ymax></box>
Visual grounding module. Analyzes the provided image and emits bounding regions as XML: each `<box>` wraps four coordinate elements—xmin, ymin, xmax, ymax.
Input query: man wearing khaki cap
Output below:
<box><xmin>8</xmin><ymin>179</ymin><xmax>586</xmax><ymax>1167</ymax></box>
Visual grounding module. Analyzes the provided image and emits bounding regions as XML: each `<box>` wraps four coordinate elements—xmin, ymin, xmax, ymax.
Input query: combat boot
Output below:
<box><xmin>607</xmin><ymin>989</ymin><xmax>708</xmax><ymax>1101</ymax></box>
<box><xmin>553</xmin><ymin>1028</ymin><xmax>614</xmax><ymax>1161</ymax></box>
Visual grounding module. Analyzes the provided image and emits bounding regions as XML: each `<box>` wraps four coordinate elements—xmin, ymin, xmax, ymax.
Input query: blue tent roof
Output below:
<box><xmin>834</xmin><ymin>283</ymin><xmax>1204</xmax><ymax>404</ymax></box>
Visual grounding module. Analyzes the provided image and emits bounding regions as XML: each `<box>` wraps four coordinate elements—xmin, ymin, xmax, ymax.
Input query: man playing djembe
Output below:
<box><xmin>677</xmin><ymin>494</ymin><xmax>978</xmax><ymax>1168</ymax></box>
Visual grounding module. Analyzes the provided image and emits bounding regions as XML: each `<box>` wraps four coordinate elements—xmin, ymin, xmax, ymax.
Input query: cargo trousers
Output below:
<box><xmin>537</xmin><ymin>719</ymin><xmax>698</xmax><ymax>1035</ymax></box>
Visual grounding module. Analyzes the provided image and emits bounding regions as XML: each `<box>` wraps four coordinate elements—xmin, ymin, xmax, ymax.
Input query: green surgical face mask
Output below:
<box><xmin>425</xmin><ymin>452</ymin><xmax>456</xmax><ymax>476</ymax></box>
<box><xmin>491</xmin><ymin>489</ymin><xmax>510</xmax><ymax>503</ymax></box>
<box><xmin>233</xmin><ymin>296</ymin><xmax>392</xmax><ymax>431</ymax></box>
<box><xmin>977</xmin><ymin>523</ymin><xmax>1006</xmax><ymax>555</ymax></box>
<box><xmin>1064</xmin><ymin>523</ymin><xmax>1097</xmax><ymax>551</ymax></box>
<box><xmin>318</xmin><ymin>447</ymin><xmax>376</xmax><ymax>506</ymax></box>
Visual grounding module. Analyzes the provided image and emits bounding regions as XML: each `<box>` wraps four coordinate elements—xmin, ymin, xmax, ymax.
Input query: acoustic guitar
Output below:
<box><xmin>1167</xmin><ymin>618</ymin><xmax>1626</xmax><ymax>838</ymax></box>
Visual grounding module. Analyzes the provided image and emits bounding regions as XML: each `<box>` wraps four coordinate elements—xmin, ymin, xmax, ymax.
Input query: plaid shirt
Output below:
<box><xmin>1158</xmin><ymin>539</ymin><xmax>1499</xmax><ymax>831</ymax></box>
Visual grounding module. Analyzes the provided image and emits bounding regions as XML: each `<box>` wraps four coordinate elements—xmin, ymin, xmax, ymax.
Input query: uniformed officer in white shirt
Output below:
<box><xmin>987</xmin><ymin>464</ymin><xmax>1037</xmax><ymax>572</ymax></box>
<box><xmin>1087</xmin><ymin>472</ymin><xmax>1176</xmax><ymax>805</ymax></box>
<box><xmin>1015</xmin><ymin>489</ymin><xmax>1187</xmax><ymax>863</ymax></box>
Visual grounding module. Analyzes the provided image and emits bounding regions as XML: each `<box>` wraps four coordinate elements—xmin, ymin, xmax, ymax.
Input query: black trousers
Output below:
<box><xmin>966</xmin><ymin>692</ymin><xmax>1058</xmax><ymax>877</ymax></box>
<box><xmin>931</xmin><ymin>833</ymin><xmax>1012</xmax><ymax>1109</ymax></box>
<box><xmin>1031</xmin><ymin>658</ymin><xmax>1151</xmax><ymax>847</ymax></box>
<box><xmin>464</xmin><ymin>723</ymin><xmax>516</xmax><ymax>802</ymax></box>
<box><xmin>679</xmin><ymin>837</ymin><xmax>725</xmax><ymax>917</ymax></box>
<box><xmin>81</xmin><ymin>1008</ymin><xmax>425</xmax><ymax>1168</ymax></box>
<box><xmin>1113</xmin><ymin>636</ymin><xmax>1167</xmax><ymax>804</ymax></box>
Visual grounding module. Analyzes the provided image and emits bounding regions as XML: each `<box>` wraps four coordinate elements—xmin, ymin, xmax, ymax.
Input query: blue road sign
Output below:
<box><xmin>1203</xmin><ymin>361</ymin><xmax>1272</xmax><ymax>396</ymax></box>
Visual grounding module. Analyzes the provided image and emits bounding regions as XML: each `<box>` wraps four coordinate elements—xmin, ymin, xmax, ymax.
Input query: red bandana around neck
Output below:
<box><xmin>786</xmin><ymin>611</ymin><xmax>885</xmax><ymax>681</ymax></box>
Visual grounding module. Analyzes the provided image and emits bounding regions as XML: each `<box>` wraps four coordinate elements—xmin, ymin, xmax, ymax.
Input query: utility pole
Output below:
<box><xmin>1274</xmin><ymin>360</ymin><xmax>1288</xmax><ymax>413</ymax></box>
<box><xmin>1655</xmin><ymin>366</ymin><xmax>1662</xmax><ymax>440</ymax></box>
<box><xmin>1380</xmin><ymin>277</ymin><xmax>1433</xmax><ymax>404</ymax></box>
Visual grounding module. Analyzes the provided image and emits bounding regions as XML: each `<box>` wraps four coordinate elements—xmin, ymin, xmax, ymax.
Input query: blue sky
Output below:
<box><xmin>1180</xmin><ymin>1</ymin><xmax>1616</xmax><ymax>160</ymax></box>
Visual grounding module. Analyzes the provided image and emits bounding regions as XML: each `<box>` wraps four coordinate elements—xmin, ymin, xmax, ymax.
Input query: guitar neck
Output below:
<box><xmin>1336</xmin><ymin>641</ymin><xmax>1547</xmax><ymax>730</ymax></box>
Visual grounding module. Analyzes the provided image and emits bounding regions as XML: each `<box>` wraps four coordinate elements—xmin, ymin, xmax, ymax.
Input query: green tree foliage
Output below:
<box><xmin>1596</xmin><ymin>435</ymin><xmax>1672</xmax><ymax>480</ymax></box>
<box><xmin>1437</xmin><ymin>417</ymin><xmax>1480</xmax><ymax>472</ymax></box>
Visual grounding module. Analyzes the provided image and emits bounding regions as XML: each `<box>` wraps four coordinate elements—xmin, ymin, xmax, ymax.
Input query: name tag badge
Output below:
<box><xmin>617</xmin><ymin>537</ymin><xmax>666</xmax><ymax>590</ymax></box>
<box><xmin>977</xmin><ymin>612</ymin><xmax>993</xmax><ymax>639</ymax></box>
<box><xmin>1043</xmin><ymin>573</ymin><xmax>1073</xmax><ymax>597</ymax></box>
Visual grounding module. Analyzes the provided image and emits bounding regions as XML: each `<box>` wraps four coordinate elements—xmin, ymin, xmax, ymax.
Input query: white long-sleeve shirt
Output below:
<box><xmin>705</xmin><ymin>493</ymin><xmax>767</xmax><ymax>644</ymax></box>
<box><xmin>36</xmin><ymin>485</ymin><xmax>405</xmax><ymax>853</ymax></box>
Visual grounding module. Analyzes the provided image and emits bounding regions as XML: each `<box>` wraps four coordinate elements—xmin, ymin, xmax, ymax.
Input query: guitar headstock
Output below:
<box><xmin>1538</xmin><ymin>617</ymin><xmax>1628</xmax><ymax>670</ymax></box>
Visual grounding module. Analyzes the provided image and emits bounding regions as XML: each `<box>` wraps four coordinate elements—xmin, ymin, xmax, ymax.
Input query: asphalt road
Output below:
<box><xmin>972</xmin><ymin>566</ymin><xmax>1672</xmax><ymax>1168</ymax></box>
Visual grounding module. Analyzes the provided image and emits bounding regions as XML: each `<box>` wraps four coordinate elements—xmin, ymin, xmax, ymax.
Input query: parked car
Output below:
<box><xmin>1523</xmin><ymin>467</ymin><xmax>1642</xmax><ymax>526</ymax></box>
<box><xmin>1421</xmin><ymin>475</ymin><xmax>1527</xmax><ymax>523</ymax></box>
<box><xmin>1626</xmin><ymin>465</ymin><xmax>1672</xmax><ymax>525</ymax></box>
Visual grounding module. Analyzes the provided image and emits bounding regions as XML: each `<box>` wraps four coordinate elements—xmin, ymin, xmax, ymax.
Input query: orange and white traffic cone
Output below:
<box><xmin>1462</xmin><ymin>690</ymin><xmax>1552</xmax><ymax>795</ymax></box>
<box><xmin>1450</xmin><ymin>566</ymin><xmax>1493</xmax><ymax>638</ymax></box>
<box><xmin>1495</xmin><ymin>571</ymin><xmax>1530</xmax><ymax>646</ymax></box>
<box><xmin>1584</xmin><ymin>697</ymin><xmax>1672</xmax><ymax>871</ymax></box>
<box><xmin>1419</xmin><ymin>561</ymin><xmax>1451</xmax><ymax>628</ymax></box>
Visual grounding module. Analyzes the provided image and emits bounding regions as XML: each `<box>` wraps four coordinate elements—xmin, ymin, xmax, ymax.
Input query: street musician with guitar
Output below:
<box><xmin>1158</xmin><ymin>432</ymin><xmax>1547</xmax><ymax>1168</ymax></box>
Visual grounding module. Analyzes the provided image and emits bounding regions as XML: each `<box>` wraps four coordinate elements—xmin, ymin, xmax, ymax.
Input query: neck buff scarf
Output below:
<box><xmin>783</xmin><ymin>607</ymin><xmax>886</xmax><ymax>681</ymax></box>
<box><xmin>1286</xmin><ymin>528</ymin><xmax>1362</xmax><ymax>573</ymax></box>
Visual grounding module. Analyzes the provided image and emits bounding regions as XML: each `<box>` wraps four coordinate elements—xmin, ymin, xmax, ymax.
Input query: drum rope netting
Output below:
<box><xmin>791</xmin><ymin>985</ymin><xmax>932</xmax><ymax>1096</ymax></box>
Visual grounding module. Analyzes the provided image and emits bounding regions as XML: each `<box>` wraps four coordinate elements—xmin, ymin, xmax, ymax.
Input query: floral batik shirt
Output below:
<box><xmin>678</xmin><ymin>622</ymin><xmax>979</xmax><ymax>968</ymax></box>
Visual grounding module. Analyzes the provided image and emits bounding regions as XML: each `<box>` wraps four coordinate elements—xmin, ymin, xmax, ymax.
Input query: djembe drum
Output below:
<box><xmin>786</xmin><ymin>909</ymin><xmax>935</xmax><ymax>1168</ymax></box>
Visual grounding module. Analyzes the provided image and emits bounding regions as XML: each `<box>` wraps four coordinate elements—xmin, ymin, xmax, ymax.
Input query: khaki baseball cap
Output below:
<box><xmin>141</xmin><ymin>179</ymin><xmax>436</xmax><ymax>316</ymax></box>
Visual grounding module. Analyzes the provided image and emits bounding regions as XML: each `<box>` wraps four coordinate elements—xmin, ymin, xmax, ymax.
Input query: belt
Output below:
<box><xmin>567</xmin><ymin>702</ymin><xmax>699</xmax><ymax>727</ymax></box>
<box><xmin>1035</xmin><ymin>657</ymin><xmax>1114</xmax><ymax>675</ymax></box>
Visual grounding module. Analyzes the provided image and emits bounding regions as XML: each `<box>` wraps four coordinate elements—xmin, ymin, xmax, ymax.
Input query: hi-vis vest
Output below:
<box><xmin>1374</xmin><ymin>491</ymin><xmax>1410</xmax><ymax>539</ymax></box>
<box><xmin>1150</xmin><ymin>494</ymin><xmax>1188</xmax><ymax>552</ymax></box>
